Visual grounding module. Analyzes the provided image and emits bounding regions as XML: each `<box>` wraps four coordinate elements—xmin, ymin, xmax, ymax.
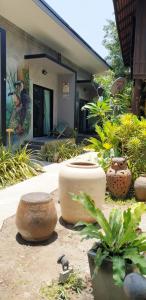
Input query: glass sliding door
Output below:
<box><xmin>44</xmin><ymin>90</ymin><xmax>51</xmax><ymax>135</ymax></box>
<box><xmin>33</xmin><ymin>84</ymin><xmax>53</xmax><ymax>137</ymax></box>
<box><xmin>0</xmin><ymin>28</ymin><xmax>6</xmax><ymax>144</ymax></box>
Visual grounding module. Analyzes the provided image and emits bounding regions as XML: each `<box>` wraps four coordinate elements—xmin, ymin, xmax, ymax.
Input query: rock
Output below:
<box><xmin>123</xmin><ymin>273</ymin><xmax>146</xmax><ymax>299</ymax></box>
<box><xmin>58</xmin><ymin>268</ymin><xmax>73</xmax><ymax>284</ymax></box>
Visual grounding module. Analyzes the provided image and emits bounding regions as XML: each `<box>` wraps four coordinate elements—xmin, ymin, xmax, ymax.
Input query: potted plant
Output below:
<box><xmin>72</xmin><ymin>192</ymin><xmax>146</xmax><ymax>300</ymax></box>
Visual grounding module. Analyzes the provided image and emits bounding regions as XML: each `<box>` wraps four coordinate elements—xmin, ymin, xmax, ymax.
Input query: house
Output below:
<box><xmin>113</xmin><ymin>0</ymin><xmax>146</xmax><ymax>116</ymax></box>
<box><xmin>0</xmin><ymin>0</ymin><xmax>109</xmax><ymax>145</ymax></box>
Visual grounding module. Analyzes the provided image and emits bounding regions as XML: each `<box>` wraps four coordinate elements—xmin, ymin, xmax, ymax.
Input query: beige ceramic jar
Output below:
<box><xmin>59</xmin><ymin>161</ymin><xmax>106</xmax><ymax>224</ymax></box>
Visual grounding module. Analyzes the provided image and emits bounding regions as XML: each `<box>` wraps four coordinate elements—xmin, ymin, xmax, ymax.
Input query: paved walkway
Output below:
<box><xmin>1</xmin><ymin>152</ymin><xmax>146</xmax><ymax>232</ymax></box>
<box><xmin>0</xmin><ymin>152</ymin><xmax>98</xmax><ymax>229</ymax></box>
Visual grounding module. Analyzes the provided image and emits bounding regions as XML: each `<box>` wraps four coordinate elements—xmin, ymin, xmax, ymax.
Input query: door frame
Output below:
<box><xmin>0</xmin><ymin>28</ymin><xmax>6</xmax><ymax>145</ymax></box>
<box><xmin>33</xmin><ymin>84</ymin><xmax>53</xmax><ymax>137</ymax></box>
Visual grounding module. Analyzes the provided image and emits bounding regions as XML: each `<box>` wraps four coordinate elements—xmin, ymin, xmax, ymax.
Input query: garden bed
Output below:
<box><xmin>0</xmin><ymin>190</ymin><xmax>146</xmax><ymax>300</ymax></box>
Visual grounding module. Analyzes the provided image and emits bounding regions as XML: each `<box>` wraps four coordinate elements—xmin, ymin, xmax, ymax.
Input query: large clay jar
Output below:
<box><xmin>16</xmin><ymin>192</ymin><xmax>57</xmax><ymax>241</ymax></box>
<box><xmin>59</xmin><ymin>161</ymin><xmax>106</xmax><ymax>224</ymax></box>
<box><xmin>134</xmin><ymin>175</ymin><xmax>146</xmax><ymax>201</ymax></box>
<box><xmin>106</xmin><ymin>157</ymin><xmax>131</xmax><ymax>198</ymax></box>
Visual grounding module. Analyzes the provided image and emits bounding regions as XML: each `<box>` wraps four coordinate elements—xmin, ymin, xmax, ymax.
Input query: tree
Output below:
<box><xmin>103</xmin><ymin>19</ymin><xmax>126</xmax><ymax>78</ymax></box>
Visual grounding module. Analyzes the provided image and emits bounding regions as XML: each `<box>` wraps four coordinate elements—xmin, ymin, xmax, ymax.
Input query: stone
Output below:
<box><xmin>123</xmin><ymin>273</ymin><xmax>146</xmax><ymax>300</ymax></box>
<box><xmin>58</xmin><ymin>268</ymin><xmax>73</xmax><ymax>284</ymax></box>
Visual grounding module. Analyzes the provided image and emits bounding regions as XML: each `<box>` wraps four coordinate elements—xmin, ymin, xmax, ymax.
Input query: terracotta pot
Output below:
<box><xmin>88</xmin><ymin>246</ymin><xmax>133</xmax><ymax>300</ymax></box>
<box><xmin>106</xmin><ymin>157</ymin><xmax>131</xmax><ymax>198</ymax></box>
<box><xmin>16</xmin><ymin>192</ymin><xmax>57</xmax><ymax>241</ymax></box>
<box><xmin>134</xmin><ymin>175</ymin><xmax>146</xmax><ymax>201</ymax></box>
<box><xmin>59</xmin><ymin>161</ymin><xmax>106</xmax><ymax>224</ymax></box>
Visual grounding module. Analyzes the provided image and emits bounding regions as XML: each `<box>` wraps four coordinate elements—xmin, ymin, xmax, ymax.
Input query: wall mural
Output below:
<box><xmin>6</xmin><ymin>67</ymin><xmax>31</xmax><ymax>145</ymax></box>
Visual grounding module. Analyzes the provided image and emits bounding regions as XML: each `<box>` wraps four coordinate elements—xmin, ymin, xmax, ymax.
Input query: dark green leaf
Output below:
<box><xmin>112</xmin><ymin>256</ymin><xmax>125</xmax><ymax>286</ymax></box>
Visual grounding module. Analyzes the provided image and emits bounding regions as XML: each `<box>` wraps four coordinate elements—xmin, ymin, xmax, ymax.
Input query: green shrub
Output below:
<box><xmin>72</xmin><ymin>192</ymin><xmax>146</xmax><ymax>286</ymax></box>
<box><xmin>0</xmin><ymin>145</ymin><xmax>42</xmax><ymax>188</ymax></box>
<box><xmin>41</xmin><ymin>140</ymin><xmax>84</xmax><ymax>163</ymax></box>
<box><xmin>115</xmin><ymin>114</ymin><xmax>146</xmax><ymax>179</ymax></box>
<box><xmin>40</xmin><ymin>272</ymin><xmax>85</xmax><ymax>300</ymax></box>
<box><xmin>86</xmin><ymin>114</ymin><xmax>146</xmax><ymax>179</ymax></box>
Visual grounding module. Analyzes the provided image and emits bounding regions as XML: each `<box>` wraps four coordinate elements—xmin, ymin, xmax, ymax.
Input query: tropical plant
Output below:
<box><xmin>72</xmin><ymin>192</ymin><xmax>146</xmax><ymax>287</ymax></box>
<box><xmin>87</xmin><ymin>121</ymin><xmax>117</xmax><ymax>153</ymax></box>
<box><xmin>85</xmin><ymin>120</ymin><xmax>118</xmax><ymax>171</ymax></box>
<box><xmin>86</xmin><ymin>113</ymin><xmax>146</xmax><ymax>178</ymax></box>
<box><xmin>41</xmin><ymin>140</ymin><xmax>84</xmax><ymax>163</ymax></box>
<box><xmin>115</xmin><ymin>114</ymin><xmax>146</xmax><ymax>179</ymax></box>
<box><xmin>82</xmin><ymin>101</ymin><xmax>111</xmax><ymax>126</ymax></box>
<box><xmin>0</xmin><ymin>145</ymin><xmax>42</xmax><ymax>188</ymax></box>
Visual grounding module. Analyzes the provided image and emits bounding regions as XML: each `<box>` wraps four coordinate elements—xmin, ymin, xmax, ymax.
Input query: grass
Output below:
<box><xmin>40</xmin><ymin>271</ymin><xmax>86</xmax><ymax>300</ymax></box>
<box><xmin>0</xmin><ymin>145</ymin><xmax>42</xmax><ymax>188</ymax></box>
<box><xmin>105</xmin><ymin>192</ymin><xmax>136</xmax><ymax>206</ymax></box>
<box><xmin>40</xmin><ymin>140</ymin><xmax>84</xmax><ymax>163</ymax></box>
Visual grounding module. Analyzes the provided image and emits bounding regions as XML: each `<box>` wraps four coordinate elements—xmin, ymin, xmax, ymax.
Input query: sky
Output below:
<box><xmin>45</xmin><ymin>0</ymin><xmax>114</xmax><ymax>59</ymax></box>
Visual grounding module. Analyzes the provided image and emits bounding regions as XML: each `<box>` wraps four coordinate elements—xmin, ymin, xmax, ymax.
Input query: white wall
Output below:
<box><xmin>29</xmin><ymin>60</ymin><xmax>58</xmax><ymax>138</ymax></box>
<box><xmin>58</xmin><ymin>74</ymin><xmax>75</xmax><ymax>128</ymax></box>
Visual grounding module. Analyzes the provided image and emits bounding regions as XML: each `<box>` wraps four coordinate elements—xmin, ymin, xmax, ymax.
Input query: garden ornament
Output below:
<box><xmin>57</xmin><ymin>255</ymin><xmax>69</xmax><ymax>271</ymax></box>
<box><xmin>106</xmin><ymin>157</ymin><xmax>131</xmax><ymax>198</ymax></box>
<box><xmin>6</xmin><ymin>128</ymin><xmax>14</xmax><ymax>148</ymax></box>
<box><xmin>123</xmin><ymin>273</ymin><xmax>146</xmax><ymax>299</ymax></box>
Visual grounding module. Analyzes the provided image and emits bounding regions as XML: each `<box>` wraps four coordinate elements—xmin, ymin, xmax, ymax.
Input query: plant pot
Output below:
<box><xmin>106</xmin><ymin>157</ymin><xmax>131</xmax><ymax>198</ymax></box>
<box><xmin>59</xmin><ymin>161</ymin><xmax>106</xmax><ymax>224</ymax></box>
<box><xmin>88</xmin><ymin>247</ymin><xmax>133</xmax><ymax>300</ymax></box>
<box><xmin>16</xmin><ymin>192</ymin><xmax>57</xmax><ymax>241</ymax></box>
<box><xmin>134</xmin><ymin>175</ymin><xmax>146</xmax><ymax>201</ymax></box>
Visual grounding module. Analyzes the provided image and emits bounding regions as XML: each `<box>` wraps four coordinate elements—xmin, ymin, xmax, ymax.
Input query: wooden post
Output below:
<box><xmin>131</xmin><ymin>79</ymin><xmax>142</xmax><ymax>115</ymax></box>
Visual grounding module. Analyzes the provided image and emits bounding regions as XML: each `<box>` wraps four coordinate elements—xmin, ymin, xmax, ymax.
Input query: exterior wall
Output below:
<box><xmin>62</xmin><ymin>56</ymin><xmax>92</xmax><ymax>81</ymax></box>
<box><xmin>58</xmin><ymin>74</ymin><xmax>75</xmax><ymax>128</ymax></box>
<box><xmin>0</xmin><ymin>15</ymin><xmax>91</xmax><ymax>145</ymax></box>
<box><xmin>0</xmin><ymin>15</ymin><xmax>60</xmax><ymax>145</ymax></box>
<box><xmin>29</xmin><ymin>60</ymin><xmax>58</xmax><ymax>138</ymax></box>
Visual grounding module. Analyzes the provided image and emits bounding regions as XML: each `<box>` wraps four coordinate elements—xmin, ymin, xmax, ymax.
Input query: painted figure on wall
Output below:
<box><xmin>6</xmin><ymin>68</ymin><xmax>31</xmax><ymax>144</ymax></box>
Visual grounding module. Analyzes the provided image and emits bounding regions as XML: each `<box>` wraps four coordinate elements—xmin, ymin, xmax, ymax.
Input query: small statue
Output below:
<box><xmin>57</xmin><ymin>255</ymin><xmax>69</xmax><ymax>271</ymax></box>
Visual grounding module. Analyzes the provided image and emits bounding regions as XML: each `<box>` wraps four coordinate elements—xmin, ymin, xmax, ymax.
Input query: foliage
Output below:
<box><xmin>72</xmin><ymin>192</ymin><xmax>146</xmax><ymax>286</ymax></box>
<box><xmin>0</xmin><ymin>145</ymin><xmax>42</xmax><ymax>188</ymax></box>
<box><xmin>105</xmin><ymin>191</ymin><xmax>136</xmax><ymax>206</ymax></box>
<box><xmin>83</xmin><ymin>70</ymin><xmax>132</xmax><ymax>129</ymax></box>
<box><xmin>82</xmin><ymin>101</ymin><xmax>111</xmax><ymax>126</ymax></box>
<box><xmin>115</xmin><ymin>114</ymin><xmax>146</xmax><ymax>179</ymax></box>
<box><xmin>40</xmin><ymin>272</ymin><xmax>85</xmax><ymax>300</ymax></box>
<box><xmin>94</xmin><ymin>70</ymin><xmax>115</xmax><ymax>99</ymax></box>
<box><xmin>85</xmin><ymin>120</ymin><xmax>118</xmax><ymax>171</ymax></box>
<box><xmin>41</xmin><ymin>140</ymin><xmax>84</xmax><ymax>163</ymax></box>
<box><xmin>86</xmin><ymin>113</ymin><xmax>146</xmax><ymax>178</ymax></box>
<box><xmin>103</xmin><ymin>20</ymin><xmax>127</xmax><ymax>77</ymax></box>
<box><xmin>83</xmin><ymin>77</ymin><xmax>132</xmax><ymax>124</ymax></box>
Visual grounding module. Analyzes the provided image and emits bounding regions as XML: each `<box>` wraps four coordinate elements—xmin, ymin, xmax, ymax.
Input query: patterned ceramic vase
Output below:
<box><xmin>106</xmin><ymin>157</ymin><xmax>131</xmax><ymax>198</ymax></box>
